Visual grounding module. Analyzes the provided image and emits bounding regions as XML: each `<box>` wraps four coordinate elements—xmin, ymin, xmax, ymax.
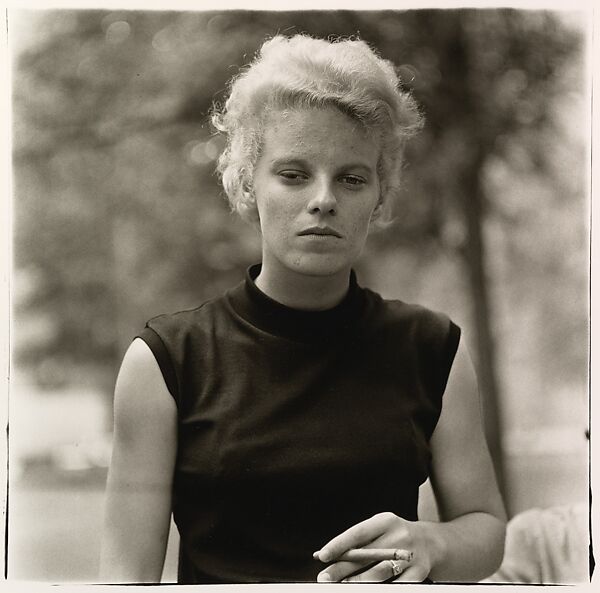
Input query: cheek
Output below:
<box><xmin>356</xmin><ymin>202</ymin><xmax>378</xmax><ymax>229</ymax></box>
<box><xmin>347</xmin><ymin>207</ymin><xmax>377</xmax><ymax>245</ymax></box>
<box><xmin>259</xmin><ymin>198</ymin><xmax>282</xmax><ymax>222</ymax></box>
<box><xmin>256</xmin><ymin>196</ymin><xmax>291</xmax><ymax>235</ymax></box>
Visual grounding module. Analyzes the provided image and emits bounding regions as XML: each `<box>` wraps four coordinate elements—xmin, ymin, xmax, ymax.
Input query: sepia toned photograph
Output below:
<box><xmin>5</xmin><ymin>3</ymin><xmax>592</xmax><ymax>586</ymax></box>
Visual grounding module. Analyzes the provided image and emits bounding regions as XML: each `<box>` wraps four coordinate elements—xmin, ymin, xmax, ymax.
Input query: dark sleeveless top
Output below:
<box><xmin>137</xmin><ymin>264</ymin><xmax>460</xmax><ymax>584</ymax></box>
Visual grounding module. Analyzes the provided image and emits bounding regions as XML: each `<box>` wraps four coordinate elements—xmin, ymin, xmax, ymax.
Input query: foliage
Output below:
<box><xmin>12</xmin><ymin>7</ymin><xmax>587</xmax><ymax>426</ymax></box>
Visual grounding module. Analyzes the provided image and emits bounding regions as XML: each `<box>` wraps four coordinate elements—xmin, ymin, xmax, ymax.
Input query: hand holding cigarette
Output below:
<box><xmin>314</xmin><ymin>512</ymin><xmax>431</xmax><ymax>583</ymax></box>
<box><xmin>313</xmin><ymin>547</ymin><xmax>414</xmax><ymax>581</ymax></box>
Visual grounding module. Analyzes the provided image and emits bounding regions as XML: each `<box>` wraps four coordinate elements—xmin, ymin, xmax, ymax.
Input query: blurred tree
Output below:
<box><xmin>366</xmin><ymin>9</ymin><xmax>585</xmax><ymax>508</ymax></box>
<box><xmin>11</xmin><ymin>9</ymin><xmax>586</xmax><ymax>510</ymax></box>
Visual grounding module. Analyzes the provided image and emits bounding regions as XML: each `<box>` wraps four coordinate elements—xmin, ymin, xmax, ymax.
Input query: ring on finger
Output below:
<box><xmin>389</xmin><ymin>559</ymin><xmax>405</xmax><ymax>577</ymax></box>
<box><xmin>393</xmin><ymin>549</ymin><xmax>414</xmax><ymax>562</ymax></box>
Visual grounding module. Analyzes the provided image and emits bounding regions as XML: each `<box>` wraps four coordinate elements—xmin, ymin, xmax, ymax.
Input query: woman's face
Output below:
<box><xmin>252</xmin><ymin>106</ymin><xmax>381</xmax><ymax>279</ymax></box>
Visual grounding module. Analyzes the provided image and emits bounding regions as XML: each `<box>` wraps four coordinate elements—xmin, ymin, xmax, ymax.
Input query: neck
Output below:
<box><xmin>255</xmin><ymin>261</ymin><xmax>351</xmax><ymax>311</ymax></box>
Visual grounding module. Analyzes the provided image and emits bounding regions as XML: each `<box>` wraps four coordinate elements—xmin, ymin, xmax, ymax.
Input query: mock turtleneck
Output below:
<box><xmin>226</xmin><ymin>264</ymin><xmax>365</xmax><ymax>343</ymax></box>
<box><xmin>136</xmin><ymin>267</ymin><xmax>460</xmax><ymax>584</ymax></box>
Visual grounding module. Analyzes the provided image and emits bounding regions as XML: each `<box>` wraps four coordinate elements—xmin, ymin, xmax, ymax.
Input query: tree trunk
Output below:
<box><xmin>461</xmin><ymin>157</ymin><xmax>510</xmax><ymax>515</ymax></box>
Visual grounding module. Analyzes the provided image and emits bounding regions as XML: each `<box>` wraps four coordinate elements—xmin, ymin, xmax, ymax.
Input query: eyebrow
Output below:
<box><xmin>268</xmin><ymin>158</ymin><xmax>308</xmax><ymax>169</ymax></box>
<box><xmin>268</xmin><ymin>158</ymin><xmax>375</xmax><ymax>174</ymax></box>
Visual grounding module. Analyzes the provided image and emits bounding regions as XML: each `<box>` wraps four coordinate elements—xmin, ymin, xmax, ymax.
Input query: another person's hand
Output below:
<box><xmin>314</xmin><ymin>512</ymin><xmax>438</xmax><ymax>582</ymax></box>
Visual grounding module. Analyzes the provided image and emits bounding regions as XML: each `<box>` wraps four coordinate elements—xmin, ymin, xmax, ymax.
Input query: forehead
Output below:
<box><xmin>259</xmin><ymin>106</ymin><xmax>380</xmax><ymax>165</ymax></box>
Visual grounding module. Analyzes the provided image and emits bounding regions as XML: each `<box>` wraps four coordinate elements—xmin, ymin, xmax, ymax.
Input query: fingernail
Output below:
<box><xmin>317</xmin><ymin>572</ymin><xmax>332</xmax><ymax>582</ymax></box>
<box><xmin>313</xmin><ymin>550</ymin><xmax>321</xmax><ymax>559</ymax></box>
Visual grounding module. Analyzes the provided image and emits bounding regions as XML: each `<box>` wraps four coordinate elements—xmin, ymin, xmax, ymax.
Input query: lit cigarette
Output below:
<box><xmin>337</xmin><ymin>548</ymin><xmax>413</xmax><ymax>562</ymax></box>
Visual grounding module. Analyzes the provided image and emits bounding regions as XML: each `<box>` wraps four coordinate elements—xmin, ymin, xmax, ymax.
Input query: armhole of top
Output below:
<box><xmin>423</xmin><ymin>317</ymin><xmax>462</xmax><ymax>441</ymax></box>
<box><xmin>445</xmin><ymin>320</ymin><xmax>461</xmax><ymax>377</ymax></box>
<box><xmin>135</xmin><ymin>326</ymin><xmax>179</xmax><ymax>405</ymax></box>
<box><xmin>439</xmin><ymin>320</ymin><xmax>461</xmax><ymax>397</ymax></box>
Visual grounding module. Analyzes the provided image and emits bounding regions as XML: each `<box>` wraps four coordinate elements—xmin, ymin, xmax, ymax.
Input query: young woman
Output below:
<box><xmin>100</xmin><ymin>34</ymin><xmax>506</xmax><ymax>584</ymax></box>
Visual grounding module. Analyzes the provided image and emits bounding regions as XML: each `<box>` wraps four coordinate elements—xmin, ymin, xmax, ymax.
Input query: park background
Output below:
<box><xmin>7</xmin><ymin>6</ymin><xmax>590</xmax><ymax>583</ymax></box>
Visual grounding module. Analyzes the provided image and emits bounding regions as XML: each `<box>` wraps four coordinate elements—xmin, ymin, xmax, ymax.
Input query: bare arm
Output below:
<box><xmin>314</xmin><ymin>338</ymin><xmax>506</xmax><ymax>583</ymax></box>
<box><xmin>419</xmin><ymin>338</ymin><xmax>507</xmax><ymax>582</ymax></box>
<box><xmin>99</xmin><ymin>338</ymin><xmax>178</xmax><ymax>583</ymax></box>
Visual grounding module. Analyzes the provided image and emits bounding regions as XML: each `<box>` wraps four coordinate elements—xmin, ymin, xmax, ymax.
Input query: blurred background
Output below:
<box><xmin>8</xmin><ymin>7</ymin><xmax>589</xmax><ymax>583</ymax></box>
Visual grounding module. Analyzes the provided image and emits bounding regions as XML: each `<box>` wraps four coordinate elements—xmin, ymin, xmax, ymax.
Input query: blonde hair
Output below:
<box><xmin>212</xmin><ymin>34</ymin><xmax>423</xmax><ymax>223</ymax></box>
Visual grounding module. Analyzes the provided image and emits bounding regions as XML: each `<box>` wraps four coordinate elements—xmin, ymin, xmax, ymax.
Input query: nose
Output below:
<box><xmin>307</xmin><ymin>179</ymin><xmax>337</xmax><ymax>215</ymax></box>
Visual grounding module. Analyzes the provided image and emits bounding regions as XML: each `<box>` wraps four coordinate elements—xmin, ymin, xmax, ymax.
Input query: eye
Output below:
<box><xmin>339</xmin><ymin>175</ymin><xmax>367</xmax><ymax>188</ymax></box>
<box><xmin>278</xmin><ymin>170</ymin><xmax>308</xmax><ymax>184</ymax></box>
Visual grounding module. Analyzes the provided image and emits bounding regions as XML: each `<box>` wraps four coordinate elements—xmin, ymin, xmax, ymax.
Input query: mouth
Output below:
<box><xmin>297</xmin><ymin>226</ymin><xmax>342</xmax><ymax>238</ymax></box>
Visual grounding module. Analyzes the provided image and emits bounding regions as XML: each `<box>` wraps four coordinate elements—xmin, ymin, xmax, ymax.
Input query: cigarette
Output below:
<box><xmin>337</xmin><ymin>548</ymin><xmax>413</xmax><ymax>562</ymax></box>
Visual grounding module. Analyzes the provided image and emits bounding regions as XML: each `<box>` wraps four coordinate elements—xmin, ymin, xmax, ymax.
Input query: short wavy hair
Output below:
<box><xmin>212</xmin><ymin>34</ymin><xmax>423</xmax><ymax>223</ymax></box>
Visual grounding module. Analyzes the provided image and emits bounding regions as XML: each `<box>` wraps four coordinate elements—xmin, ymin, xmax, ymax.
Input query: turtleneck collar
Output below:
<box><xmin>226</xmin><ymin>264</ymin><xmax>365</xmax><ymax>343</ymax></box>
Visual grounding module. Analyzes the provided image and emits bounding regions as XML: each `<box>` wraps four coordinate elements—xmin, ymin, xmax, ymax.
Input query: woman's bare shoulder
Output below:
<box><xmin>123</xmin><ymin>337</ymin><xmax>162</xmax><ymax>368</ymax></box>
<box><xmin>113</xmin><ymin>338</ymin><xmax>177</xmax><ymax>441</ymax></box>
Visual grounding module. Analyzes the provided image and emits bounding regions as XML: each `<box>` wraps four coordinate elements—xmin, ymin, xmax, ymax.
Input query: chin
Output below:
<box><xmin>287</xmin><ymin>253</ymin><xmax>353</xmax><ymax>277</ymax></box>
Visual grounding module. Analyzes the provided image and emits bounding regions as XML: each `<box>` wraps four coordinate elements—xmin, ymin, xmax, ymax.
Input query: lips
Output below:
<box><xmin>298</xmin><ymin>226</ymin><xmax>342</xmax><ymax>238</ymax></box>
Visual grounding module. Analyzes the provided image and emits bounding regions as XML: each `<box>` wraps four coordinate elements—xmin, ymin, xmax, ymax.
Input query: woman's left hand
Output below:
<box><xmin>314</xmin><ymin>512</ymin><xmax>437</xmax><ymax>583</ymax></box>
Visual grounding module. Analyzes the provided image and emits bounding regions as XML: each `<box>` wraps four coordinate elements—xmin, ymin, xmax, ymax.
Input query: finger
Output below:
<box><xmin>316</xmin><ymin>534</ymin><xmax>394</xmax><ymax>582</ymax></box>
<box><xmin>317</xmin><ymin>561</ymin><xmax>362</xmax><ymax>582</ymax></box>
<box><xmin>343</xmin><ymin>559</ymin><xmax>412</xmax><ymax>583</ymax></box>
<box><xmin>392</xmin><ymin>564</ymin><xmax>429</xmax><ymax>583</ymax></box>
<box><xmin>338</xmin><ymin>548</ymin><xmax>414</xmax><ymax>562</ymax></box>
<box><xmin>315</xmin><ymin>513</ymin><xmax>396</xmax><ymax>562</ymax></box>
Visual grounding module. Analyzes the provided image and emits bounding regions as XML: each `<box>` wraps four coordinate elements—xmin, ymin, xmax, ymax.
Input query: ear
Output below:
<box><xmin>238</xmin><ymin>198</ymin><xmax>261</xmax><ymax>230</ymax></box>
<box><xmin>369</xmin><ymin>197</ymin><xmax>393</xmax><ymax>231</ymax></box>
<box><xmin>370</xmin><ymin>201</ymin><xmax>383</xmax><ymax>222</ymax></box>
<box><xmin>240</xmin><ymin>178</ymin><xmax>255</xmax><ymax>206</ymax></box>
